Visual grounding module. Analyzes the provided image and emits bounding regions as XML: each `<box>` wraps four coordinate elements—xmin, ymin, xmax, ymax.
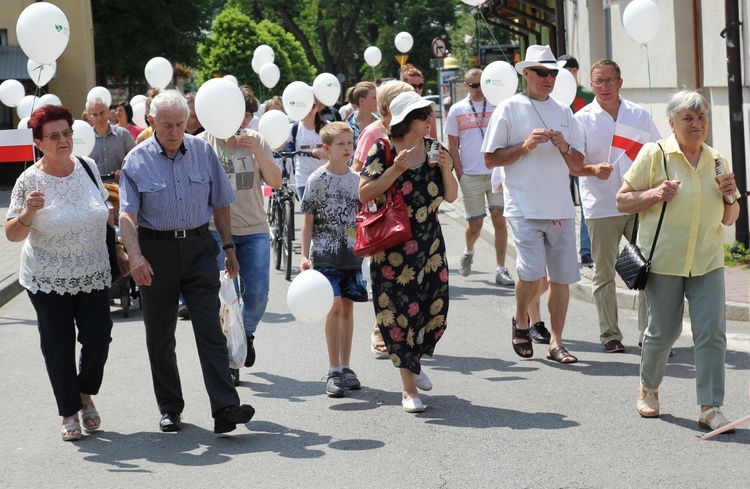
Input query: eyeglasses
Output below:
<box><xmin>410</xmin><ymin>83</ymin><xmax>425</xmax><ymax>90</ymax></box>
<box><xmin>591</xmin><ymin>77</ymin><xmax>621</xmax><ymax>87</ymax></box>
<box><xmin>413</xmin><ymin>108</ymin><xmax>432</xmax><ymax>121</ymax></box>
<box><xmin>528</xmin><ymin>68</ymin><xmax>559</xmax><ymax>78</ymax></box>
<box><xmin>465</xmin><ymin>82</ymin><xmax>481</xmax><ymax>89</ymax></box>
<box><xmin>44</xmin><ymin>129</ymin><xmax>75</xmax><ymax>141</ymax></box>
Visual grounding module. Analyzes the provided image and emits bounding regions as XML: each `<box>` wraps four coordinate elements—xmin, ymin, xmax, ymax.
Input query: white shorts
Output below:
<box><xmin>507</xmin><ymin>217</ymin><xmax>581</xmax><ymax>284</ymax></box>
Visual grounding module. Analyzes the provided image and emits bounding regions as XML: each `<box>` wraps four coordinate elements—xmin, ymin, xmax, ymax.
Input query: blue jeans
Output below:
<box><xmin>211</xmin><ymin>231</ymin><xmax>270</xmax><ymax>336</ymax></box>
<box><xmin>571</xmin><ymin>176</ymin><xmax>591</xmax><ymax>257</ymax></box>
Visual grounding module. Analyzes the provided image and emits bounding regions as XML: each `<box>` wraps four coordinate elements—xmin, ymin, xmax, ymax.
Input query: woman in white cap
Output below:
<box><xmin>359</xmin><ymin>91</ymin><xmax>458</xmax><ymax>413</ymax></box>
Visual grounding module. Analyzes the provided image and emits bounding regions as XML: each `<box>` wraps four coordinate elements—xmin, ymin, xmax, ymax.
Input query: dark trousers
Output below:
<box><xmin>139</xmin><ymin>232</ymin><xmax>239</xmax><ymax>416</ymax></box>
<box><xmin>27</xmin><ymin>287</ymin><xmax>113</xmax><ymax>417</ymax></box>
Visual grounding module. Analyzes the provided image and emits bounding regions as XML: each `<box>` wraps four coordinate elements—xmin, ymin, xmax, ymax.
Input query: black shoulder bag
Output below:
<box><xmin>78</xmin><ymin>156</ymin><xmax>122</xmax><ymax>283</ymax></box>
<box><xmin>614</xmin><ymin>143</ymin><xmax>668</xmax><ymax>290</ymax></box>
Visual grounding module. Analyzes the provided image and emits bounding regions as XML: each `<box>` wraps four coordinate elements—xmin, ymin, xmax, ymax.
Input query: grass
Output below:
<box><xmin>725</xmin><ymin>241</ymin><xmax>750</xmax><ymax>268</ymax></box>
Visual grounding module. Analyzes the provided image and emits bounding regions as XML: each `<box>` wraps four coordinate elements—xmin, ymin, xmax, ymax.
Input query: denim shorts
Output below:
<box><xmin>316</xmin><ymin>267</ymin><xmax>368</xmax><ymax>302</ymax></box>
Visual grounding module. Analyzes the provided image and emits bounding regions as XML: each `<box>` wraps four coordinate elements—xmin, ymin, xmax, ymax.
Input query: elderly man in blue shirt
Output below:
<box><xmin>119</xmin><ymin>90</ymin><xmax>254</xmax><ymax>434</ymax></box>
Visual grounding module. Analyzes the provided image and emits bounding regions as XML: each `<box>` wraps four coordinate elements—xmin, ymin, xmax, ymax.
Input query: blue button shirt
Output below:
<box><xmin>119</xmin><ymin>134</ymin><xmax>236</xmax><ymax>230</ymax></box>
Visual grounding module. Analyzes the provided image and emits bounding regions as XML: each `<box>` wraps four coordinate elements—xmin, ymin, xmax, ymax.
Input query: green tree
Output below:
<box><xmin>91</xmin><ymin>0</ymin><xmax>219</xmax><ymax>88</ymax></box>
<box><xmin>449</xmin><ymin>5</ymin><xmax>512</xmax><ymax>70</ymax></box>
<box><xmin>232</xmin><ymin>0</ymin><xmax>458</xmax><ymax>86</ymax></box>
<box><xmin>197</xmin><ymin>7</ymin><xmax>316</xmax><ymax>98</ymax></box>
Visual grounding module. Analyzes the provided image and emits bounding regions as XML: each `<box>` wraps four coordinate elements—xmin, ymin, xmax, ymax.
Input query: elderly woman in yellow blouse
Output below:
<box><xmin>616</xmin><ymin>89</ymin><xmax>740</xmax><ymax>433</ymax></box>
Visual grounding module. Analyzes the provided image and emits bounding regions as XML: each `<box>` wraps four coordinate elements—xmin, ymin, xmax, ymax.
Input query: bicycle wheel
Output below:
<box><xmin>283</xmin><ymin>199</ymin><xmax>294</xmax><ymax>281</ymax></box>
<box><xmin>272</xmin><ymin>199</ymin><xmax>283</xmax><ymax>270</ymax></box>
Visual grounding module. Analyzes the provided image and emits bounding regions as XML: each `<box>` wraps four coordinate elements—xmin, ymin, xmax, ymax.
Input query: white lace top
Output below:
<box><xmin>6</xmin><ymin>157</ymin><xmax>111</xmax><ymax>295</ymax></box>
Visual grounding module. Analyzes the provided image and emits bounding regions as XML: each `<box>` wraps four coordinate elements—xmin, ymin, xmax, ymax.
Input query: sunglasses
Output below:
<box><xmin>410</xmin><ymin>83</ymin><xmax>425</xmax><ymax>90</ymax></box>
<box><xmin>465</xmin><ymin>82</ymin><xmax>481</xmax><ymax>89</ymax></box>
<box><xmin>528</xmin><ymin>68</ymin><xmax>559</xmax><ymax>78</ymax></box>
<box><xmin>44</xmin><ymin>129</ymin><xmax>75</xmax><ymax>141</ymax></box>
<box><xmin>413</xmin><ymin>108</ymin><xmax>432</xmax><ymax>121</ymax></box>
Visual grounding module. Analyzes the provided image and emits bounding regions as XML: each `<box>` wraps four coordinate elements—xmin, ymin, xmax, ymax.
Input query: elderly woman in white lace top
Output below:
<box><xmin>4</xmin><ymin>105</ymin><xmax>128</xmax><ymax>442</ymax></box>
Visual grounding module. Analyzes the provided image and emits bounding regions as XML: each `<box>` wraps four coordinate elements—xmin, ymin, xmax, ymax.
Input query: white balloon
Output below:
<box><xmin>72</xmin><ymin>119</ymin><xmax>96</xmax><ymax>157</ymax></box>
<box><xmin>481</xmin><ymin>61</ymin><xmax>519</xmax><ymax>106</ymax></box>
<box><xmin>0</xmin><ymin>79</ymin><xmax>25</xmax><ymax>107</ymax></box>
<box><xmin>87</xmin><ymin>86</ymin><xmax>112</xmax><ymax>108</ymax></box>
<box><xmin>258</xmin><ymin>110</ymin><xmax>292</xmax><ymax>150</ymax></box>
<box><xmin>38</xmin><ymin>93</ymin><xmax>62</xmax><ymax>107</ymax></box>
<box><xmin>132</xmin><ymin>102</ymin><xmax>147</xmax><ymax>129</ymax></box>
<box><xmin>394</xmin><ymin>32</ymin><xmax>414</xmax><ymax>53</ymax></box>
<box><xmin>27</xmin><ymin>60</ymin><xmax>57</xmax><ymax>87</ymax></box>
<box><xmin>195</xmin><ymin>78</ymin><xmax>245</xmax><ymax>140</ymax></box>
<box><xmin>17</xmin><ymin>117</ymin><xmax>30</xmax><ymax>130</ymax></box>
<box><xmin>623</xmin><ymin>0</ymin><xmax>661</xmax><ymax>44</ymax></box>
<box><xmin>130</xmin><ymin>94</ymin><xmax>147</xmax><ymax>107</ymax></box>
<box><xmin>282</xmin><ymin>82</ymin><xmax>316</xmax><ymax>122</ymax></box>
<box><xmin>550</xmin><ymin>67</ymin><xmax>577</xmax><ymax>107</ymax></box>
<box><xmin>16</xmin><ymin>3</ymin><xmax>70</xmax><ymax>64</ymax></box>
<box><xmin>286</xmin><ymin>270</ymin><xmax>334</xmax><ymax>323</ymax></box>
<box><xmin>144</xmin><ymin>57</ymin><xmax>173</xmax><ymax>89</ymax></box>
<box><xmin>223</xmin><ymin>74</ymin><xmax>239</xmax><ymax>86</ymax></box>
<box><xmin>364</xmin><ymin>46</ymin><xmax>382</xmax><ymax>67</ymax></box>
<box><xmin>259</xmin><ymin>63</ymin><xmax>281</xmax><ymax>89</ymax></box>
<box><xmin>251</xmin><ymin>57</ymin><xmax>262</xmax><ymax>74</ymax></box>
<box><xmin>461</xmin><ymin>0</ymin><xmax>485</xmax><ymax>5</ymax></box>
<box><xmin>17</xmin><ymin>95</ymin><xmax>41</xmax><ymax>119</ymax></box>
<box><xmin>254</xmin><ymin>45</ymin><xmax>275</xmax><ymax>66</ymax></box>
<box><xmin>313</xmin><ymin>73</ymin><xmax>341</xmax><ymax>107</ymax></box>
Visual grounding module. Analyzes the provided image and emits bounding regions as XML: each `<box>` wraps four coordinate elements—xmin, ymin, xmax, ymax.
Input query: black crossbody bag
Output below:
<box><xmin>79</xmin><ymin>156</ymin><xmax>121</xmax><ymax>283</ymax></box>
<box><xmin>614</xmin><ymin>143</ymin><xmax>668</xmax><ymax>290</ymax></box>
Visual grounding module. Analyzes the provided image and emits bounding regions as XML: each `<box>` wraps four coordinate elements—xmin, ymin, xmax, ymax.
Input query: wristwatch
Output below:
<box><xmin>222</xmin><ymin>242</ymin><xmax>236</xmax><ymax>251</ymax></box>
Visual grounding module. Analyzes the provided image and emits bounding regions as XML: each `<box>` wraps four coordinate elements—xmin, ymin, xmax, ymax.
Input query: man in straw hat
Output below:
<box><xmin>481</xmin><ymin>45</ymin><xmax>585</xmax><ymax>364</ymax></box>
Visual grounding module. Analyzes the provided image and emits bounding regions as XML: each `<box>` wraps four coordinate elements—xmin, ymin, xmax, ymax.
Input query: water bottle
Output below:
<box><xmin>427</xmin><ymin>141</ymin><xmax>440</xmax><ymax>164</ymax></box>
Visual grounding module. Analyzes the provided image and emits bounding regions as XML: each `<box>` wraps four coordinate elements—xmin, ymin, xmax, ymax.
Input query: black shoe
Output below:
<box><xmin>230</xmin><ymin>368</ymin><xmax>240</xmax><ymax>386</ymax></box>
<box><xmin>529</xmin><ymin>322</ymin><xmax>551</xmax><ymax>344</ymax></box>
<box><xmin>177</xmin><ymin>305</ymin><xmax>190</xmax><ymax>320</ymax></box>
<box><xmin>213</xmin><ymin>404</ymin><xmax>255</xmax><ymax>434</ymax></box>
<box><xmin>341</xmin><ymin>368</ymin><xmax>361</xmax><ymax>390</ymax></box>
<box><xmin>244</xmin><ymin>335</ymin><xmax>256</xmax><ymax>368</ymax></box>
<box><xmin>581</xmin><ymin>254</ymin><xmax>594</xmax><ymax>268</ymax></box>
<box><xmin>159</xmin><ymin>412</ymin><xmax>182</xmax><ymax>432</ymax></box>
<box><xmin>325</xmin><ymin>372</ymin><xmax>345</xmax><ymax>397</ymax></box>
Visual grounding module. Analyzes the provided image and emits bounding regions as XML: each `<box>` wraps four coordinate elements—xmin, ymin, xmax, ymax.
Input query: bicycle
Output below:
<box><xmin>268</xmin><ymin>150</ymin><xmax>312</xmax><ymax>281</ymax></box>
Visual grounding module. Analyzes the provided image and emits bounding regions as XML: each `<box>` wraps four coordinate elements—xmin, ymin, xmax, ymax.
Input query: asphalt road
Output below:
<box><xmin>1</xmin><ymin>207</ymin><xmax>750</xmax><ymax>488</ymax></box>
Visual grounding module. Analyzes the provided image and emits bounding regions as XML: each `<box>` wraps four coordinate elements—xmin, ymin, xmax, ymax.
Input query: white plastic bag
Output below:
<box><xmin>219</xmin><ymin>271</ymin><xmax>246</xmax><ymax>369</ymax></box>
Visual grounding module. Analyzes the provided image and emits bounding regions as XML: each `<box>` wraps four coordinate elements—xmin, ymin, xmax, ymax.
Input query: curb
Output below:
<box><xmin>441</xmin><ymin>201</ymin><xmax>749</xmax><ymax>323</ymax></box>
<box><xmin>0</xmin><ymin>278</ymin><xmax>23</xmax><ymax>310</ymax></box>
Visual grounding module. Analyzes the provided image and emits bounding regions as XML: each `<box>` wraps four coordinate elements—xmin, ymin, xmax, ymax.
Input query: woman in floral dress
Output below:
<box><xmin>359</xmin><ymin>91</ymin><xmax>458</xmax><ymax>413</ymax></box>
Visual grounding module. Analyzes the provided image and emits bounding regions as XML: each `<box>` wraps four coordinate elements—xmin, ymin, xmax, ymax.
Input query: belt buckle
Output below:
<box><xmin>174</xmin><ymin>230</ymin><xmax>187</xmax><ymax>239</ymax></box>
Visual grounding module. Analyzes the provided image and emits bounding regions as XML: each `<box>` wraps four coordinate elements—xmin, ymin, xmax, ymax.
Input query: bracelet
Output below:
<box><xmin>522</xmin><ymin>140</ymin><xmax>532</xmax><ymax>153</ymax></box>
<box><xmin>724</xmin><ymin>198</ymin><xmax>736</xmax><ymax>205</ymax></box>
<box><xmin>16</xmin><ymin>215</ymin><xmax>31</xmax><ymax>227</ymax></box>
<box><xmin>114</xmin><ymin>242</ymin><xmax>124</xmax><ymax>248</ymax></box>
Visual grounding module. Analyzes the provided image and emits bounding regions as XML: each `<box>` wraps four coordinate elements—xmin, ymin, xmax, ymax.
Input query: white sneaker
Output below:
<box><xmin>495</xmin><ymin>268</ymin><xmax>515</xmax><ymax>286</ymax></box>
<box><xmin>459</xmin><ymin>253</ymin><xmax>473</xmax><ymax>276</ymax></box>
<box><xmin>414</xmin><ymin>370</ymin><xmax>433</xmax><ymax>391</ymax></box>
<box><xmin>402</xmin><ymin>396</ymin><xmax>426</xmax><ymax>413</ymax></box>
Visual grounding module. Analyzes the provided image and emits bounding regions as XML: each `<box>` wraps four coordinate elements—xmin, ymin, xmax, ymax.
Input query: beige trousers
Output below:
<box><xmin>587</xmin><ymin>214</ymin><xmax>648</xmax><ymax>344</ymax></box>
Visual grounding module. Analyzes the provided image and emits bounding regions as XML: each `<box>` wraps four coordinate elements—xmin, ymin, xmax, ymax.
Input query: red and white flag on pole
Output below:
<box><xmin>0</xmin><ymin>129</ymin><xmax>34</xmax><ymax>163</ymax></box>
<box><xmin>611</xmin><ymin>122</ymin><xmax>651</xmax><ymax>162</ymax></box>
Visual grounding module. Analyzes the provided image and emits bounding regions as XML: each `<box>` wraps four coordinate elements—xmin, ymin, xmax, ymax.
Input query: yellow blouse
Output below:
<box><xmin>624</xmin><ymin>135</ymin><xmax>735</xmax><ymax>277</ymax></box>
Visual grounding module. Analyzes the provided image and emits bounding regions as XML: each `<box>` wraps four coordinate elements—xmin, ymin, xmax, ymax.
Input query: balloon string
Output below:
<box><xmin>478</xmin><ymin>10</ymin><xmax>511</xmax><ymax>64</ymax></box>
<box><xmin>645</xmin><ymin>44</ymin><xmax>653</xmax><ymax>118</ymax></box>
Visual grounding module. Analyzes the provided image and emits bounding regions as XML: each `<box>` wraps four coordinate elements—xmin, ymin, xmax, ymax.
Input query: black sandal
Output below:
<box><xmin>512</xmin><ymin>317</ymin><xmax>533</xmax><ymax>358</ymax></box>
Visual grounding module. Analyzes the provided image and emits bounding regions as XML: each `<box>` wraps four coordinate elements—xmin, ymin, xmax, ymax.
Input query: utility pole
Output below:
<box><xmin>723</xmin><ymin>0</ymin><xmax>749</xmax><ymax>246</ymax></box>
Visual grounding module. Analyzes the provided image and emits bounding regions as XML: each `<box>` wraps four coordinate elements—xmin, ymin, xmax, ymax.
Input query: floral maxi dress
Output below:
<box><xmin>362</xmin><ymin>138</ymin><xmax>449</xmax><ymax>374</ymax></box>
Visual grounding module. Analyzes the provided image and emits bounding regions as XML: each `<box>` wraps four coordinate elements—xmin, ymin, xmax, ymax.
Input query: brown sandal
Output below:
<box><xmin>511</xmin><ymin>317</ymin><xmax>533</xmax><ymax>358</ymax></box>
<box><xmin>546</xmin><ymin>346</ymin><xmax>578</xmax><ymax>364</ymax></box>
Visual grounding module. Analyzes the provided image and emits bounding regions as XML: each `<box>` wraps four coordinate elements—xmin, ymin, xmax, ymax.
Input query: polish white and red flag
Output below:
<box><xmin>0</xmin><ymin>129</ymin><xmax>34</xmax><ymax>163</ymax></box>
<box><xmin>611</xmin><ymin>122</ymin><xmax>651</xmax><ymax>162</ymax></box>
